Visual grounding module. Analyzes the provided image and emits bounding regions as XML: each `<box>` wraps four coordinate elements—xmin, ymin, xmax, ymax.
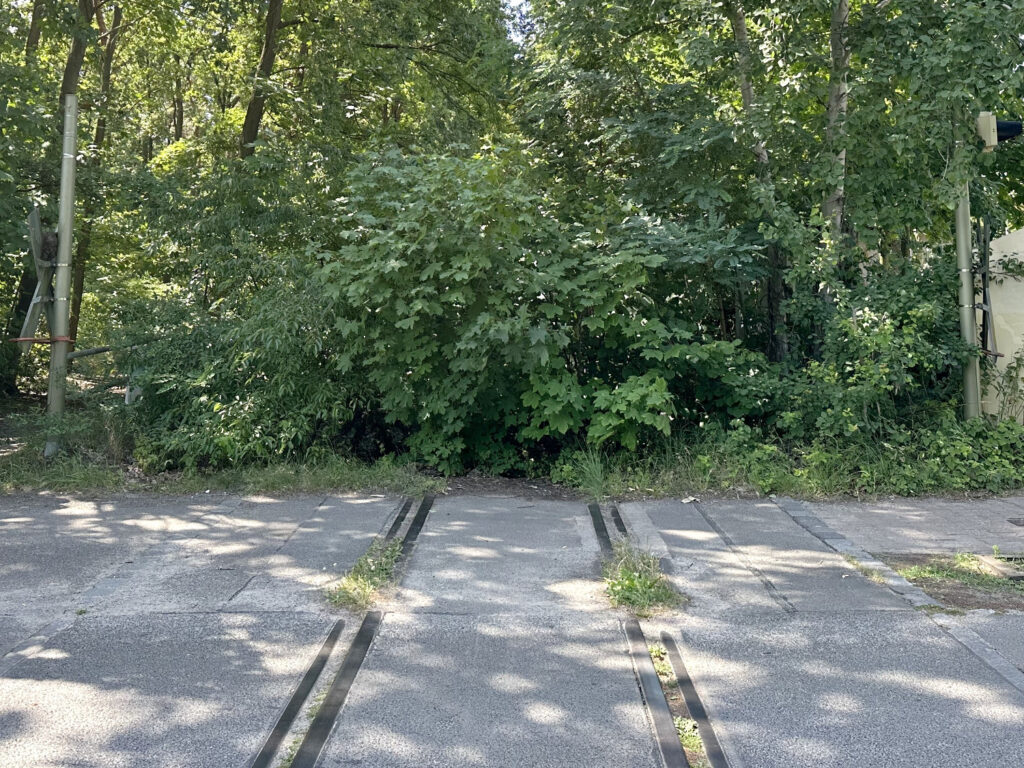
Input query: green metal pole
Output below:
<box><xmin>44</xmin><ymin>94</ymin><xmax>78</xmax><ymax>458</ymax></box>
<box><xmin>956</xmin><ymin>183</ymin><xmax>981</xmax><ymax>420</ymax></box>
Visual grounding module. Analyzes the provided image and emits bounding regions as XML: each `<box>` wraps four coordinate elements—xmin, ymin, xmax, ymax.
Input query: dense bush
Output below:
<box><xmin>7</xmin><ymin>1</ymin><xmax>1024</xmax><ymax>498</ymax></box>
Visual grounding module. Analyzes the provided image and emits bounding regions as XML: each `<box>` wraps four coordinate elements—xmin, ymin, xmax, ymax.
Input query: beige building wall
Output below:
<box><xmin>982</xmin><ymin>228</ymin><xmax>1024</xmax><ymax>420</ymax></box>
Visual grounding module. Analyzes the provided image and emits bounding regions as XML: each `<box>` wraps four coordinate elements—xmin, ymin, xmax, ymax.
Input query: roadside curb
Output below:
<box><xmin>771</xmin><ymin>496</ymin><xmax>1024</xmax><ymax>699</ymax></box>
<box><xmin>771</xmin><ymin>497</ymin><xmax>940</xmax><ymax>608</ymax></box>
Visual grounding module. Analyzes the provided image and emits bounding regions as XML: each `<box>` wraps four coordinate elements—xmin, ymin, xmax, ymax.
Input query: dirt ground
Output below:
<box><xmin>878</xmin><ymin>553</ymin><xmax>1024</xmax><ymax>612</ymax></box>
<box><xmin>441</xmin><ymin>470</ymin><xmax>584</xmax><ymax>501</ymax></box>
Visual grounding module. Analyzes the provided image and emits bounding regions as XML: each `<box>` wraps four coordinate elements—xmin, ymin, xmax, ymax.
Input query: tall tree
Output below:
<box><xmin>823</xmin><ymin>0</ymin><xmax>850</xmax><ymax>237</ymax></box>
<box><xmin>69</xmin><ymin>4</ymin><xmax>123</xmax><ymax>350</ymax></box>
<box><xmin>24</xmin><ymin>0</ymin><xmax>45</xmax><ymax>62</ymax></box>
<box><xmin>240</xmin><ymin>0</ymin><xmax>283</xmax><ymax>157</ymax></box>
<box><xmin>724</xmin><ymin>1</ymin><xmax>788</xmax><ymax>362</ymax></box>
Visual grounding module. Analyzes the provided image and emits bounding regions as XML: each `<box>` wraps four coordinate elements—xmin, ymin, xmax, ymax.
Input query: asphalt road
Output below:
<box><xmin>4</xmin><ymin>491</ymin><xmax>1024</xmax><ymax>768</ymax></box>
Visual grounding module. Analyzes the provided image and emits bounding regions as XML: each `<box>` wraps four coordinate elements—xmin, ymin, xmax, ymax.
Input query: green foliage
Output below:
<box><xmin>5</xmin><ymin>0</ymin><xmax>1024</xmax><ymax>496</ymax></box>
<box><xmin>319</xmin><ymin>147</ymin><xmax>703</xmax><ymax>472</ymax></box>
<box><xmin>557</xmin><ymin>413</ymin><xmax>1024</xmax><ymax>499</ymax></box>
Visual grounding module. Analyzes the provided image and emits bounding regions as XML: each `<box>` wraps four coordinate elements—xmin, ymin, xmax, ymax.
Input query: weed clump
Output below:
<box><xmin>326</xmin><ymin>538</ymin><xmax>403</xmax><ymax>611</ymax></box>
<box><xmin>603</xmin><ymin>539</ymin><xmax>681</xmax><ymax>616</ymax></box>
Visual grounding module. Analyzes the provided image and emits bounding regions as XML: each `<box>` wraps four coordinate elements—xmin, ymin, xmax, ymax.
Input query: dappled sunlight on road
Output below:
<box><xmin>0</xmin><ymin>492</ymin><xmax>401</xmax><ymax>767</ymax></box>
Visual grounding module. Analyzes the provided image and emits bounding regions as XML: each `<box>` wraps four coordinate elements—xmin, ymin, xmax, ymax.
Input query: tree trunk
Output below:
<box><xmin>60</xmin><ymin>0</ymin><xmax>97</xmax><ymax>109</ymax></box>
<box><xmin>822</xmin><ymin>0</ymin><xmax>850</xmax><ymax>236</ymax></box>
<box><xmin>69</xmin><ymin>5</ymin><xmax>123</xmax><ymax>351</ymax></box>
<box><xmin>725</xmin><ymin>1</ymin><xmax>788</xmax><ymax>362</ymax></box>
<box><xmin>240</xmin><ymin>0</ymin><xmax>284</xmax><ymax>157</ymax></box>
<box><xmin>172</xmin><ymin>53</ymin><xmax>185</xmax><ymax>140</ymax></box>
<box><xmin>725</xmin><ymin>2</ymin><xmax>768</xmax><ymax>166</ymax></box>
<box><xmin>25</xmin><ymin>0</ymin><xmax>45</xmax><ymax>61</ymax></box>
<box><xmin>810</xmin><ymin>0</ymin><xmax>851</xmax><ymax>358</ymax></box>
<box><xmin>2</xmin><ymin>0</ymin><xmax>97</xmax><ymax>393</ymax></box>
<box><xmin>173</xmin><ymin>77</ymin><xmax>184</xmax><ymax>140</ymax></box>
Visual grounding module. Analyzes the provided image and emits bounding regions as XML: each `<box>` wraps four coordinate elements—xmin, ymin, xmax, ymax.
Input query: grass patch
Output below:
<box><xmin>603</xmin><ymin>539</ymin><xmax>681</xmax><ymax>616</ymax></box>
<box><xmin>0</xmin><ymin>449</ymin><xmax>125</xmax><ymax>493</ymax></box>
<box><xmin>326</xmin><ymin>537</ymin><xmax>403</xmax><ymax>611</ymax></box>
<box><xmin>900</xmin><ymin>552</ymin><xmax>1024</xmax><ymax>592</ymax></box>
<box><xmin>0</xmin><ymin>445</ymin><xmax>442</xmax><ymax>497</ymax></box>
<box><xmin>881</xmin><ymin>552</ymin><xmax>1024</xmax><ymax>611</ymax></box>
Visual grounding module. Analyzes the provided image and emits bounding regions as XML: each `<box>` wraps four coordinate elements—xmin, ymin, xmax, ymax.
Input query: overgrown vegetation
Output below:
<box><xmin>557</xmin><ymin>413</ymin><xmax>1024</xmax><ymax>499</ymax></box>
<box><xmin>326</xmin><ymin>538</ymin><xmax>404</xmax><ymax>612</ymax></box>
<box><xmin>899</xmin><ymin>552</ymin><xmax>1024</xmax><ymax>594</ymax></box>
<box><xmin>0</xmin><ymin>402</ymin><xmax>441</xmax><ymax>496</ymax></box>
<box><xmin>603</xmin><ymin>539</ymin><xmax>681</xmax><ymax>616</ymax></box>
<box><xmin>4</xmin><ymin>2</ymin><xmax>1024</xmax><ymax>495</ymax></box>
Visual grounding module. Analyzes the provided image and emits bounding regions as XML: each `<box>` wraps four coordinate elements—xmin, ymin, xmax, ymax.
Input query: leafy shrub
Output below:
<box><xmin>561</xmin><ymin>412</ymin><xmax>1024</xmax><ymax>499</ymax></box>
<box><xmin>317</xmin><ymin>148</ymin><xmax>740</xmax><ymax>472</ymax></box>
<box><xmin>120</xmin><ymin>144</ymin><xmax>998</xmax><ymax>491</ymax></box>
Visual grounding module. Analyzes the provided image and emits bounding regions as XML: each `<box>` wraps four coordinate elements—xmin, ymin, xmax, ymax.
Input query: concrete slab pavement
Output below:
<box><xmin>949</xmin><ymin>610</ymin><xmax>1024</xmax><ymax>672</ymax></box>
<box><xmin>9</xmin><ymin>488</ymin><xmax>1024</xmax><ymax>768</ymax></box>
<box><xmin>806</xmin><ymin>497</ymin><xmax>1024</xmax><ymax>554</ymax></box>
<box><xmin>318</xmin><ymin>613</ymin><xmax>660</xmax><ymax>768</ymax></box>
<box><xmin>0</xmin><ymin>612</ymin><xmax>334</xmax><ymax>768</ymax></box>
<box><xmin>0</xmin><ymin>495</ymin><xmax>223</xmax><ymax>651</ymax></box>
<box><xmin>0</xmin><ymin>492</ymin><xmax>399</xmax><ymax>768</ymax></box>
<box><xmin>315</xmin><ymin>495</ymin><xmax>664</xmax><ymax>768</ymax></box>
<box><xmin>676</xmin><ymin>611</ymin><xmax>1024</xmax><ymax>768</ymax></box>
<box><xmin>626</xmin><ymin>498</ymin><xmax>1024</xmax><ymax>768</ymax></box>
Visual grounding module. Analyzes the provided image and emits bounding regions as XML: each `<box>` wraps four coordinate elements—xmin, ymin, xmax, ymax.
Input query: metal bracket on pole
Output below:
<box><xmin>18</xmin><ymin>207</ymin><xmax>56</xmax><ymax>353</ymax></box>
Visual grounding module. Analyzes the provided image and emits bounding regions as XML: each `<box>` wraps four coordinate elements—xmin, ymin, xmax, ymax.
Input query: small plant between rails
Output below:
<box><xmin>603</xmin><ymin>539</ymin><xmax>682</xmax><ymax>616</ymax></box>
<box><xmin>326</xmin><ymin>538</ymin><xmax>403</xmax><ymax>612</ymax></box>
<box><xmin>650</xmin><ymin>643</ymin><xmax>711</xmax><ymax>768</ymax></box>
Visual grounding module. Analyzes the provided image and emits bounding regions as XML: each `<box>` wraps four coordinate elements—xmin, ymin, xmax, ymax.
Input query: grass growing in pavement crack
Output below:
<box><xmin>603</xmin><ymin>539</ymin><xmax>681</xmax><ymax>616</ymax></box>
<box><xmin>914</xmin><ymin>604</ymin><xmax>966</xmax><ymax>616</ymax></box>
<box><xmin>649</xmin><ymin>644</ymin><xmax>710</xmax><ymax>768</ymax></box>
<box><xmin>674</xmin><ymin>717</ymin><xmax>708</xmax><ymax>765</ymax></box>
<box><xmin>841</xmin><ymin>554</ymin><xmax>885</xmax><ymax>584</ymax></box>
<box><xmin>274</xmin><ymin>687</ymin><xmax>332</xmax><ymax>767</ymax></box>
<box><xmin>276</xmin><ymin>737</ymin><xmax>299</xmax><ymax>768</ymax></box>
<box><xmin>326</xmin><ymin>537</ymin><xmax>403</xmax><ymax>611</ymax></box>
